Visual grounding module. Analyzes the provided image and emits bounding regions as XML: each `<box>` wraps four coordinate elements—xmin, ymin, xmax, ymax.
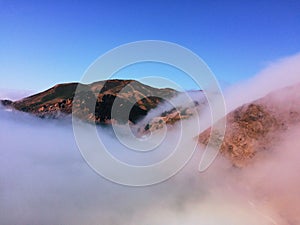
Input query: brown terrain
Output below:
<box><xmin>0</xmin><ymin>79</ymin><xmax>178</xmax><ymax>124</ymax></box>
<box><xmin>142</xmin><ymin>103</ymin><xmax>199</xmax><ymax>133</ymax></box>
<box><xmin>2</xmin><ymin>79</ymin><xmax>299</xmax><ymax>169</ymax></box>
<box><xmin>198</xmin><ymin>84</ymin><xmax>300</xmax><ymax>167</ymax></box>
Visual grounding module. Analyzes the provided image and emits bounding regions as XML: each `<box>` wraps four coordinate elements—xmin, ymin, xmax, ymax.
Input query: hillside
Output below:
<box><xmin>198</xmin><ymin>83</ymin><xmax>300</xmax><ymax>167</ymax></box>
<box><xmin>1</xmin><ymin>79</ymin><xmax>178</xmax><ymax>124</ymax></box>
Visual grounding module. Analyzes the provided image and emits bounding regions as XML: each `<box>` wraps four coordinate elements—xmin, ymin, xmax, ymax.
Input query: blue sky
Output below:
<box><xmin>0</xmin><ymin>0</ymin><xmax>299</xmax><ymax>92</ymax></box>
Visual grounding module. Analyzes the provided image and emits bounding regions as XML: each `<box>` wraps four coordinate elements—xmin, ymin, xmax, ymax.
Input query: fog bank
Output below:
<box><xmin>1</xmin><ymin>52</ymin><xmax>300</xmax><ymax>224</ymax></box>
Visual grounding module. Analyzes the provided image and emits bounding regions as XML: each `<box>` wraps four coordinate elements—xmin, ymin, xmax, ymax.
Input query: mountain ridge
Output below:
<box><xmin>1</xmin><ymin>79</ymin><xmax>178</xmax><ymax>124</ymax></box>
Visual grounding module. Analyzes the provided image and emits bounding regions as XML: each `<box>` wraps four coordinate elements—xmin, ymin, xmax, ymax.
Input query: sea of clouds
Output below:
<box><xmin>0</xmin><ymin>52</ymin><xmax>300</xmax><ymax>225</ymax></box>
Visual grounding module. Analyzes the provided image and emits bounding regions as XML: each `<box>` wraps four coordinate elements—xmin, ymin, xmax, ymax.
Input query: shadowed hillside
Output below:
<box><xmin>1</xmin><ymin>79</ymin><xmax>178</xmax><ymax>124</ymax></box>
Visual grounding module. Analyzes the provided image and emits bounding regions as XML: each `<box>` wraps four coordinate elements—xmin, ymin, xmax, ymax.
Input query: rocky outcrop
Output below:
<box><xmin>198</xmin><ymin>103</ymin><xmax>282</xmax><ymax>167</ymax></box>
<box><xmin>1</xmin><ymin>79</ymin><xmax>178</xmax><ymax>124</ymax></box>
<box><xmin>198</xmin><ymin>84</ymin><xmax>300</xmax><ymax>167</ymax></box>
<box><xmin>142</xmin><ymin>103</ymin><xmax>198</xmax><ymax>133</ymax></box>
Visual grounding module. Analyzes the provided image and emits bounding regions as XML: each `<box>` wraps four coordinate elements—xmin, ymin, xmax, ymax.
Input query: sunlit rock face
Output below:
<box><xmin>142</xmin><ymin>103</ymin><xmax>198</xmax><ymax>133</ymax></box>
<box><xmin>0</xmin><ymin>79</ymin><xmax>177</xmax><ymax>124</ymax></box>
<box><xmin>198</xmin><ymin>83</ymin><xmax>300</xmax><ymax>167</ymax></box>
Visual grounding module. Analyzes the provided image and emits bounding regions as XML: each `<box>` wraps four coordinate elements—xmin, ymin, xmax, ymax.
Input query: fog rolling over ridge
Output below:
<box><xmin>1</xmin><ymin>52</ymin><xmax>300</xmax><ymax>225</ymax></box>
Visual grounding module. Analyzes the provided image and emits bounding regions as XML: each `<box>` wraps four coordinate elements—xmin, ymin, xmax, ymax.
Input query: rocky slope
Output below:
<box><xmin>141</xmin><ymin>102</ymin><xmax>199</xmax><ymax>133</ymax></box>
<box><xmin>1</xmin><ymin>79</ymin><xmax>178</xmax><ymax>124</ymax></box>
<box><xmin>198</xmin><ymin>83</ymin><xmax>300</xmax><ymax>167</ymax></box>
<box><xmin>3</xmin><ymin>79</ymin><xmax>300</xmax><ymax>169</ymax></box>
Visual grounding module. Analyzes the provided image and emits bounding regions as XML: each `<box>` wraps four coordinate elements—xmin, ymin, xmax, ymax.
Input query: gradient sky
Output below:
<box><xmin>0</xmin><ymin>0</ymin><xmax>299</xmax><ymax>92</ymax></box>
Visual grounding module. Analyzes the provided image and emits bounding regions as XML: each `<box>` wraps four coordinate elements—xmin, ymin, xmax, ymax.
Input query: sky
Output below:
<box><xmin>0</xmin><ymin>0</ymin><xmax>299</xmax><ymax>92</ymax></box>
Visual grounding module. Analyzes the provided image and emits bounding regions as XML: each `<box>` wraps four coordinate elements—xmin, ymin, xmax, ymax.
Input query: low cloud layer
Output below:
<box><xmin>223</xmin><ymin>52</ymin><xmax>300</xmax><ymax>112</ymax></box>
<box><xmin>1</xmin><ymin>52</ymin><xmax>300</xmax><ymax>225</ymax></box>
